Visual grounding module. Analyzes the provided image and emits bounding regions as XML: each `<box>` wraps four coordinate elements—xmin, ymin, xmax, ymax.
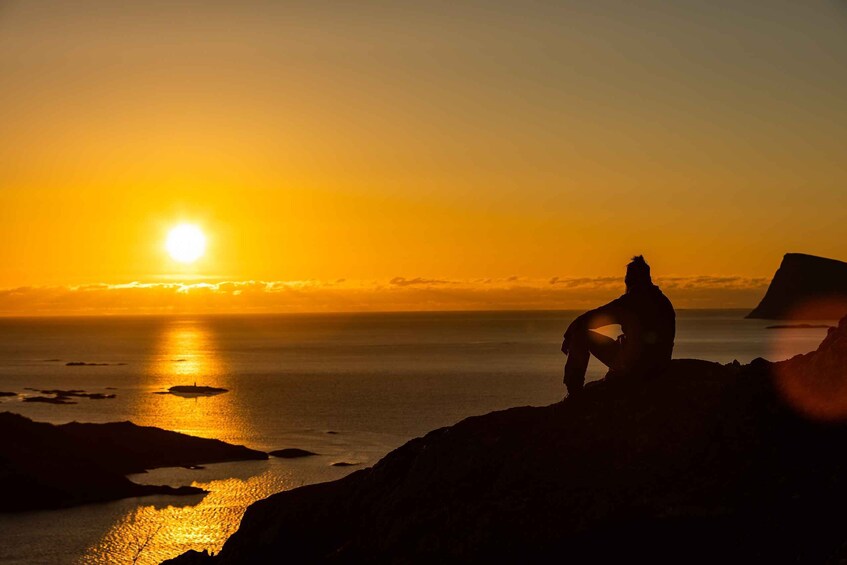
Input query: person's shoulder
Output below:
<box><xmin>652</xmin><ymin>285</ymin><xmax>675</xmax><ymax>308</ymax></box>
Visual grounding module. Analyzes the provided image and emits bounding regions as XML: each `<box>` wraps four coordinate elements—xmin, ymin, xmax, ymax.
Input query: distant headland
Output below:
<box><xmin>747</xmin><ymin>253</ymin><xmax>847</xmax><ymax>320</ymax></box>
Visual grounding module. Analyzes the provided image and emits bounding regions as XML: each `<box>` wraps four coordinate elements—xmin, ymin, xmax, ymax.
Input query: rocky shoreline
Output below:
<box><xmin>0</xmin><ymin>414</ymin><xmax>268</xmax><ymax>512</ymax></box>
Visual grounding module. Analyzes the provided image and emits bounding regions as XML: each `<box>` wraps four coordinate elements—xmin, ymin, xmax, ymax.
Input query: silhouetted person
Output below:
<box><xmin>561</xmin><ymin>256</ymin><xmax>675</xmax><ymax>398</ymax></box>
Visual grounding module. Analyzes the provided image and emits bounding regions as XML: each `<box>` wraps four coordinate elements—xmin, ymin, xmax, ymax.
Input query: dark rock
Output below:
<box><xmin>175</xmin><ymin>315</ymin><xmax>847</xmax><ymax>564</ymax></box>
<box><xmin>269</xmin><ymin>448</ymin><xmax>318</xmax><ymax>459</ymax></box>
<box><xmin>330</xmin><ymin>462</ymin><xmax>358</xmax><ymax>467</ymax></box>
<box><xmin>39</xmin><ymin>389</ymin><xmax>85</xmax><ymax>395</ymax></box>
<box><xmin>0</xmin><ymin>413</ymin><xmax>268</xmax><ymax>512</ymax></box>
<box><xmin>161</xmin><ymin>549</ymin><xmax>213</xmax><ymax>565</ymax></box>
<box><xmin>748</xmin><ymin>253</ymin><xmax>847</xmax><ymax>319</ymax></box>
<box><xmin>65</xmin><ymin>362</ymin><xmax>110</xmax><ymax>366</ymax></box>
<box><xmin>37</xmin><ymin>389</ymin><xmax>116</xmax><ymax>400</ymax></box>
<box><xmin>57</xmin><ymin>420</ymin><xmax>268</xmax><ymax>475</ymax></box>
<box><xmin>23</xmin><ymin>396</ymin><xmax>77</xmax><ymax>405</ymax></box>
<box><xmin>21</xmin><ymin>390</ymin><xmax>117</xmax><ymax>402</ymax></box>
<box><xmin>0</xmin><ymin>392</ymin><xmax>17</xmax><ymax>397</ymax></box>
<box><xmin>770</xmin><ymin>315</ymin><xmax>847</xmax><ymax>420</ymax></box>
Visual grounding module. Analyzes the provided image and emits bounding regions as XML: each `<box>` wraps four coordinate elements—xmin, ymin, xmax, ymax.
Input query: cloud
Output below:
<box><xmin>389</xmin><ymin>277</ymin><xmax>451</xmax><ymax>287</ymax></box>
<box><xmin>549</xmin><ymin>276</ymin><xmax>619</xmax><ymax>288</ymax></box>
<box><xmin>0</xmin><ymin>275</ymin><xmax>770</xmax><ymax>316</ymax></box>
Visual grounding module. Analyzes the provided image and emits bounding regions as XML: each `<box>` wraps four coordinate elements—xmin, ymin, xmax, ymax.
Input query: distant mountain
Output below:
<box><xmin>747</xmin><ymin>253</ymin><xmax>847</xmax><ymax>319</ymax></box>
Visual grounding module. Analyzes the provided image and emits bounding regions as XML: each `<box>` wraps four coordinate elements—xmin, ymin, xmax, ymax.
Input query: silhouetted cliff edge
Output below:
<box><xmin>0</xmin><ymin>414</ymin><xmax>268</xmax><ymax>512</ymax></box>
<box><xmin>747</xmin><ymin>253</ymin><xmax>847</xmax><ymax>319</ymax></box>
<box><xmin>168</xmin><ymin>317</ymin><xmax>847</xmax><ymax>564</ymax></box>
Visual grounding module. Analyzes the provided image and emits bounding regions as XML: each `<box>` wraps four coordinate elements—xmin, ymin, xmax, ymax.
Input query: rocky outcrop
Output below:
<box><xmin>167</xmin><ymin>315</ymin><xmax>847</xmax><ymax>564</ymax></box>
<box><xmin>747</xmin><ymin>253</ymin><xmax>847</xmax><ymax>319</ymax></box>
<box><xmin>269</xmin><ymin>449</ymin><xmax>318</xmax><ymax>459</ymax></box>
<box><xmin>0</xmin><ymin>413</ymin><xmax>268</xmax><ymax>512</ymax></box>
<box><xmin>771</xmin><ymin>315</ymin><xmax>847</xmax><ymax>420</ymax></box>
<box><xmin>20</xmin><ymin>389</ymin><xmax>116</xmax><ymax>404</ymax></box>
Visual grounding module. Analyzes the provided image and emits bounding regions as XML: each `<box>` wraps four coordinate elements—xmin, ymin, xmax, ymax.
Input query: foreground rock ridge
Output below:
<box><xmin>167</xmin><ymin>316</ymin><xmax>847</xmax><ymax>564</ymax></box>
<box><xmin>747</xmin><ymin>252</ymin><xmax>847</xmax><ymax>320</ymax></box>
<box><xmin>0</xmin><ymin>414</ymin><xmax>268</xmax><ymax>512</ymax></box>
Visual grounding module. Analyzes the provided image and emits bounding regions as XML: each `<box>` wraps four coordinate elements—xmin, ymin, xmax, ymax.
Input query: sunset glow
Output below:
<box><xmin>0</xmin><ymin>0</ymin><xmax>845</xmax><ymax>315</ymax></box>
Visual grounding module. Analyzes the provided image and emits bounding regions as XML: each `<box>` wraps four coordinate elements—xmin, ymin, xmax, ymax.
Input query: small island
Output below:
<box><xmin>167</xmin><ymin>384</ymin><xmax>229</xmax><ymax>396</ymax></box>
<box><xmin>65</xmin><ymin>361</ymin><xmax>126</xmax><ymax>366</ymax></box>
<box><xmin>19</xmin><ymin>389</ymin><xmax>117</xmax><ymax>405</ymax></box>
<box><xmin>269</xmin><ymin>448</ymin><xmax>318</xmax><ymax>459</ymax></box>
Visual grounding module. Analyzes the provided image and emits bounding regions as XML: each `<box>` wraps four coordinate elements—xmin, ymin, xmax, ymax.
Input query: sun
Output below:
<box><xmin>166</xmin><ymin>224</ymin><xmax>206</xmax><ymax>263</ymax></box>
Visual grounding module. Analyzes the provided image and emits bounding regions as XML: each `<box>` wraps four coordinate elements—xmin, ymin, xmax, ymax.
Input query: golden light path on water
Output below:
<box><xmin>81</xmin><ymin>320</ymin><xmax>285</xmax><ymax>564</ymax></box>
<box><xmin>136</xmin><ymin>319</ymin><xmax>254</xmax><ymax>443</ymax></box>
<box><xmin>80</xmin><ymin>467</ymin><xmax>292</xmax><ymax>565</ymax></box>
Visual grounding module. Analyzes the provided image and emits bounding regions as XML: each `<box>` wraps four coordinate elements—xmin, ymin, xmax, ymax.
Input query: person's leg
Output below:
<box><xmin>587</xmin><ymin>331</ymin><xmax>621</xmax><ymax>369</ymax></box>
<box><xmin>564</xmin><ymin>329</ymin><xmax>620</xmax><ymax>396</ymax></box>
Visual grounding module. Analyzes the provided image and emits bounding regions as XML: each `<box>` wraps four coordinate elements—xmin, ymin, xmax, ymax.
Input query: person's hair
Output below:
<box><xmin>625</xmin><ymin>255</ymin><xmax>652</xmax><ymax>291</ymax></box>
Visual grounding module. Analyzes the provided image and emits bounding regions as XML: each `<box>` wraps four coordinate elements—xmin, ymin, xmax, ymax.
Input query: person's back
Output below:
<box><xmin>613</xmin><ymin>283</ymin><xmax>675</xmax><ymax>376</ymax></box>
<box><xmin>561</xmin><ymin>256</ymin><xmax>675</xmax><ymax>397</ymax></box>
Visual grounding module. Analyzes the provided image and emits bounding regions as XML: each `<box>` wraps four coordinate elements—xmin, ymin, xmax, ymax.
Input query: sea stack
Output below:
<box><xmin>747</xmin><ymin>253</ymin><xmax>847</xmax><ymax>320</ymax></box>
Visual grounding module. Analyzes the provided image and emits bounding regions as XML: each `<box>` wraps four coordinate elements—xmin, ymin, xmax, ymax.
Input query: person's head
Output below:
<box><xmin>625</xmin><ymin>255</ymin><xmax>652</xmax><ymax>292</ymax></box>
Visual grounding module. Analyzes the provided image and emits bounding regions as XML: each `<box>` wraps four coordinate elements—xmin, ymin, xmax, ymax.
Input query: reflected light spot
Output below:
<box><xmin>771</xmin><ymin>300</ymin><xmax>846</xmax><ymax>420</ymax></box>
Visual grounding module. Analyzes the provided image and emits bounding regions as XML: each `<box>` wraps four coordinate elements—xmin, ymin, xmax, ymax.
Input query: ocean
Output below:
<box><xmin>0</xmin><ymin>310</ymin><xmax>831</xmax><ymax>564</ymax></box>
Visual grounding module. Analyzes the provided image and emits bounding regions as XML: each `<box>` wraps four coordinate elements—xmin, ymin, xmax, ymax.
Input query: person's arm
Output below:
<box><xmin>562</xmin><ymin>296</ymin><xmax>625</xmax><ymax>354</ymax></box>
<box><xmin>582</xmin><ymin>297</ymin><xmax>624</xmax><ymax>329</ymax></box>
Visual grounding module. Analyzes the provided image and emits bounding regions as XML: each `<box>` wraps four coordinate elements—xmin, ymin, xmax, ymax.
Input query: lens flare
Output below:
<box><xmin>770</xmin><ymin>298</ymin><xmax>846</xmax><ymax>420</ymax></box>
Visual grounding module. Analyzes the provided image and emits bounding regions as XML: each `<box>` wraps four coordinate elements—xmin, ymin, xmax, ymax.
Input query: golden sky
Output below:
<box><xmin>1</xmin><ymin>1</ymin><xmax>846</xmax><ymax>314</ymax></box>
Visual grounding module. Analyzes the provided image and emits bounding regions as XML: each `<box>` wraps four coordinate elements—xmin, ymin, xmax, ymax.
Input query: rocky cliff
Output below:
<box><xmin>747</xmin><ymin>253</ymin><xmax>847</xmax><ymax>319</ymax></box>
<box><xmin>168</xmin><ymin>316</ymin><xmax>847</xmax><ymax>564</ymax></box>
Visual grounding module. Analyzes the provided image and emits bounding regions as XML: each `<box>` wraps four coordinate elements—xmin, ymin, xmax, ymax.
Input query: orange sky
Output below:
<box><xmin>1</xmin><ymin>1</ymin><xmax>846</xmax><ymax>314</ymax></box>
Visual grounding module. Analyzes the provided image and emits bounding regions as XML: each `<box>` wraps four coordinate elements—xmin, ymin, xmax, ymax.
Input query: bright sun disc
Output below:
<box><xmin>166</xmin><ymin>224</ymin><xmax>206</xmax><ymax>263</ymax></box>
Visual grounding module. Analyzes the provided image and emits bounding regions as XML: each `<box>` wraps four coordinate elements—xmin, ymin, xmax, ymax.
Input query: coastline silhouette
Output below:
<box><xmin>561</xmin><ymin>256</ymin><xmax>676</xmax><ymax>398</ymax></box>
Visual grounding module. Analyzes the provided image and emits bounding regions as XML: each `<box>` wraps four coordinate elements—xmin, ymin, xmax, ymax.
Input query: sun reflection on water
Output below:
<box><xmin>75</xmin><ymin>319</ymin><xmax>282</xmax><ymax>563</ymax></box>
<box><xmin>80</xmin><ymin>466</ymin><xmax>292</xmax><ymax>564</ymax></box>
<box><xmin>129</xmin><ymin>319</ymin><xmax>256</xmax><ymax>445</ymax></box>
<box><xmin>153</xmin><ymin>319</ymin><xmax>222</xmax><ymax>390</ymax></box>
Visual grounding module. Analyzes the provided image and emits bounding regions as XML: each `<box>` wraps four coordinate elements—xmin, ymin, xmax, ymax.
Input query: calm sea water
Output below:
<box><xmin>0</xmin><ymin>310</ymin><xmax>831</xmax><ymax>564</ymax></box>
